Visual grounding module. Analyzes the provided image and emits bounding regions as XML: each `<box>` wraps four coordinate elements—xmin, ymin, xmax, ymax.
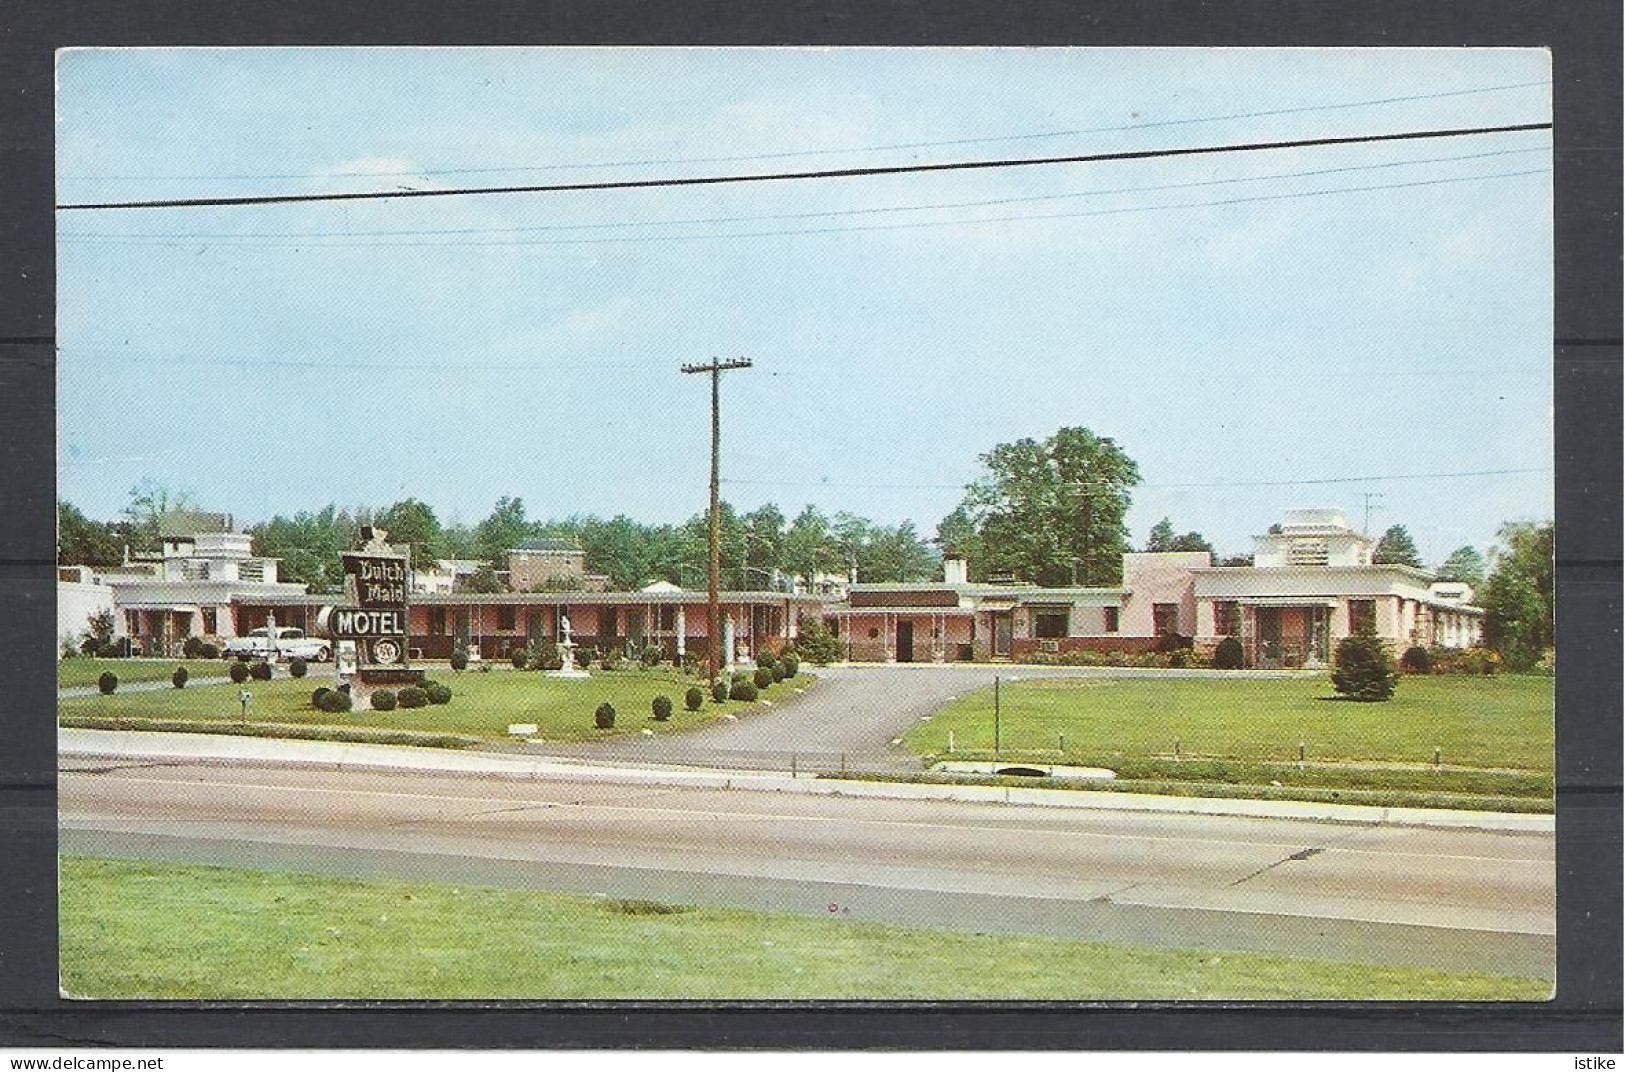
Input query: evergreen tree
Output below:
<box><xmin>1331</xmin><ymin>622</ymin><xmax>1399</xmax><ymax>701</ymax></box>
<box><xmin>1373</xmin><ymin>524</ymin><xmax>1423</xmax><ymax>567</ymax></box>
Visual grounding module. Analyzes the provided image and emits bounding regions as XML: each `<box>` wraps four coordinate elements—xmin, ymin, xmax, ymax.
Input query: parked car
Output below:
<box><xmin>223</xmin><ymin>626</ymin><xmax>331</xmax><ymax>662</ymax></box>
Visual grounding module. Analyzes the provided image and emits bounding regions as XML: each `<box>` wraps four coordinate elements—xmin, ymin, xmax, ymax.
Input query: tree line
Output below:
<box><xmin>56</xmin><ymin>426</ymin><xmax>1554</xmax><ymax>666</ymax></box>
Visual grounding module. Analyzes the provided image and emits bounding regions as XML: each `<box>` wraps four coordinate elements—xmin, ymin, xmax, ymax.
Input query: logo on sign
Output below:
<box><xmin>331</xmin><ymin>608</ymin><xmax>406</xmax><ymax>637</ymax></box>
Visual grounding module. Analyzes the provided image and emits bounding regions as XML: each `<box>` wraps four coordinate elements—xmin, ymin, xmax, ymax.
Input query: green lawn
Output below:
<box><xmin>58</xmin><ymin>856</ymin><xmax>1548</xmax><ymax>1000</ymax></box>
<box><xmin>903</xmin><ymin>675</ymin><xmax>1553</xmax><ymax>804</ymax></box>
<box><xmin>58</xmin><ymin>666</ymin><xmax>814</xmax><ymax>742</ymax></box>
<box><xmin>58</xmin><ymin>658</ymin><xmax>230</xmax><ymax>689</ymax></box>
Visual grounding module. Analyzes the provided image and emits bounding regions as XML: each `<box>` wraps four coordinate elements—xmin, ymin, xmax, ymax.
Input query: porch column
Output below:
<box><xmin>885</xmin><ymin>612</ymin><xmax>896</xmax><ymax>663</ymax></box>
<box><xmin>933</xmin><ymin>613</ymin><xmax>945</xmax><ymax>662</ymax></box>
<box><xmin>723</xmin><ymin>611</ymin><xmax>736</xmax><ymax>673</ymax></box>
<box><xmin>676</xmin><ymin>605</ymin><xmax>686</xmax><ymax>660</ymax></box>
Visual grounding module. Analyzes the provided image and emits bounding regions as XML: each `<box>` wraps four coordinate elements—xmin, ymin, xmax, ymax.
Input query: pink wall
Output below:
<box><xmin>1120</xmin><ymin>552</ymin><xmax>1207</xmax><ymax>636</ymax></box>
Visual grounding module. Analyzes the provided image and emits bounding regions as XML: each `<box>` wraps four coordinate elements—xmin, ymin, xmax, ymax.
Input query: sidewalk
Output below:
<box><xmin>59</xmin><ymin>727</ymin><xmax>1552</xmax><ymax>834</ymax></box>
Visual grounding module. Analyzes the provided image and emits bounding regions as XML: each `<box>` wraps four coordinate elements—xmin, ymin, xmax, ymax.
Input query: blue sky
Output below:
<box><xmin>56</xmin><ymin>47</ymin><xmax>1553</xmax><ymax>562</ymax></box>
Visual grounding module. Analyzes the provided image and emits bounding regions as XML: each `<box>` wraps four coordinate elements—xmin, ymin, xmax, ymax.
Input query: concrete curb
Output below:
<box><xmin>59</xmin><ymin>728</ymin><xmax>1552</xmax><ymax>834</ymax></box>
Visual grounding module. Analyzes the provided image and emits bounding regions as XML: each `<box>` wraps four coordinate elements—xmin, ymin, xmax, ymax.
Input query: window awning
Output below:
<box><xmin>1238</xmin><ymin>597</ymin><xmax>1340</xmax><ymax>608</ymax></box>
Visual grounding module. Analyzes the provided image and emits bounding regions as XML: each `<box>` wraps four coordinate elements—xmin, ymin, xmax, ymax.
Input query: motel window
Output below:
<box><xmin>497</xmin><ymin>606</ymin><xmax>516</xmax><ymax>631</ymax></box>
<box><xmin>429</xmin><ymin>608</ymin><xmax>447</xmax><ymax>634</ymax></box>
<box><xmin>1153</xmin><ymin>603</ymin><xmax>1180</xmax><ymax>637</ymax></box>
<box><xmin>1213</xmin><ymin>601</ymin><xmax>1239</xmax><ymax>636</ymax></box>
<box><xmin>1349</xmin><ymin>599</ymin><xmax>1376</xmax><ymax>634</ymax></box>
<box><xmin>1103</xmin><ymin>606</ymin><xmax>1119</xmax><ymax>633</ymax></box>
<box><xmin>1034</xmin><ymin>611</ymin><xmax>1069</xmax><ymax>639</ymax></box>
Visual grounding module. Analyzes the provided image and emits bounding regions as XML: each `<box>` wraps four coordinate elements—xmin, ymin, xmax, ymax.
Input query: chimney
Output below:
<box><xmin>943</xmin><ymin>554</ymin><xmax>968</xmax><ymax>586</ymax></box>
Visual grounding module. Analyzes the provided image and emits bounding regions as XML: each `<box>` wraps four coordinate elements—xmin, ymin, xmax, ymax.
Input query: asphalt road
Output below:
<box><xmin>59</xmin><ymin>759</ymin><xmax>1555</xmax><ymax>980</ymax></box>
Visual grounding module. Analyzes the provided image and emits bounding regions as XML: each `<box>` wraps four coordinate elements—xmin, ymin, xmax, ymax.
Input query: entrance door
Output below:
<box><xmin>896</xmin><ymin>620</ymin><xmax>914</xmax><ymax>663</ymax></box>
<box><xmin>1256</xmin><ymin>608</ymin><xmax>1283</xmax><ymax>668</ymax></box>
<box><xmin>992</xmin><ymin>613</ymin><xmax>1013</xmax><ymax>657</ymax></box>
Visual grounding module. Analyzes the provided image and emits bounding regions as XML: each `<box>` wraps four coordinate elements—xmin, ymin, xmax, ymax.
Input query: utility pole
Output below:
<box><xmin>681</xmin><ymin>357</ymin><xmax>753</xmax><ymax>685</ymax></box>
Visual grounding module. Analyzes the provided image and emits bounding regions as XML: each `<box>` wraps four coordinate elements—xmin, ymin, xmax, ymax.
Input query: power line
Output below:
<box><xmin>57</xmin><ymin>122</ymin><xmax>1552</xmax><ymax>211</ymax></box>
<box><xmin>59</xmin><ymin>146</ymin><xmax>1549</xmax><ymax>244</ymax></box>
<box><xmin>721</xmin><ymin>468</ymin><xmax>1547</xmax><ymax>492</ymax></box>
<box><xmin>54</xmin><ymin>166</ymin><xmax>1552</xmax><ymax>252</ymax></box>
<box><xmin>57</xmin><ymin>79</ymin><xmax>1551</xmax><ymax>184</ymax></box>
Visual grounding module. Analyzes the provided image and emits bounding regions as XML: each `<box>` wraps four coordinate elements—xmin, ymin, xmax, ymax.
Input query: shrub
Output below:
<box><xmin>1213</xmin><ymin>636</ymin><xmax>1246</xmax><ymax>670</ymax></box>
<box><xmin>512</xmin><ymin>650</ymin><xmax>529</xmax><ymax>669</ymax></box>
<box><xmin>1155</xmin><ymin>631</ymin><xmax>1194</xmax><ymax>653</ymax></box>
<box><xmin>249</xmin><ymin>660</ymin><xmax>273</xmax><ymax>681</ymax></box>
<box><xmin>371</xmin><ymin>689</ymin><xmax>397</xmax><ymax>711</ymax></box>
<box><xmin>712</xmin><ymin>681</ymin><xmax>729</xmax><ymax>704</ymax></box>
<box><xmin>640</xmin><ymin>644</ymin><xmax>662</xmax><ymax>668</ymax></box>
<box><xmin>753</xmin><ymin>666</ymin><xmax>774</xmax><ymax>690</ymax></box>
<box><xmin>1167</xmin><ymin>648</ymin><xmax>1190</xmax><ymax>669</ymax></box>
<box><xmin>756</xmin><ymin>649</ymin><xmax>778</xmax><ymax>672</ymax></box>
<box><xmin>729</xmin><ymin>679</ymin><xmax>758</xmax><ymax>702</ymax></box>
<box><xmin>199</xmin><ymin>642</ymin><xmax>220</xmax><ymax>660</ymax></box>
<box><xmin>80</xmin><ymin>636</ymin><xmax>102</xmax><ymax>657</ymax></box>
<box><xmin>182</xmin><ymin>636</ymin><xmax>205</xmax><ymax>659</ymax></box>
<box><xmin>685</xmin><ymin>686</ymin><xmax>704</xmax><ymax>712</ymax></box>
<box><xmin>652</xmin><ymin>695</ymin><xmax>673</xmax><ymax>721</ymax></box>
<box><xmin>424</xmin><ymin>682</ymin><xmax>452</xmax><ymax>705</ymax></box>
<box><xmin>780</xmin><ymin>653</ymin><xmax>800</xmax><ymax>678</ymax></box>
<box><xmin>311</xmin><ymin>686</ymin><xmax>331</xmax><ymax>709</ymax></box>
<box><xmin>792</xmin><ymin>618</ymin><xmax>843</xmax><ymax>665</ymax></box>
<box><xmin>398</xmin><ymin>686</ymin><xmax>429</xmax><ymax>709</ymax></box>
<box><xmin>1332</xmin><ymin>630</ymin><xmax>1399</xmax><ymax>702</ymax></box>
<box><xmin>97</xmin><ymin>671</ymin><xmax>118</xmax><ymax>695</ymax></box>
<box><xmin>771</xmin><ymin>661</ymin><xmax>787</xmax><ymax>682</ymax></box>
<box><xmin>229</xmin><ymin>661</ymin><xmax>249</xmax><ymax>684</ymax></box>
<box><xmin>450</xmin><ymin>646</ymin><xmax>469</xmax><ymax>672</ymax></box>
<box><xmin>599</xmin><ymin>654</ymin><xmax>622</xmax><ymax>672</ymax></box>
<box><xmin>319</xmin><ymin>689</ymin><xmax>353</xmax><ymax>714</ymax></box>
<box><xmin>1400</xmin><ymin>646</ymin><xmax>1432</xmax><ymax>673</ymax></box>
<box><xmin>171</xmin><ymin>666</ymin><xmax>188</xmax><ymax>689</ymax></box>
<box><xmin>288</xmin><ymin>657</ymin><xmax>308</xmax><ymax>679</ymax></box>
<box><xmin>594</xmin><ymin>702</ymin><xmax>616</xmax><ymax>730</ymax></box>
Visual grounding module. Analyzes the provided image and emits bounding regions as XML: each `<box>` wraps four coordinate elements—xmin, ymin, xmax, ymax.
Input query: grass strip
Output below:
<box><xmin>59</xmin><ymin>856</ymin><xmax>1549</xmax><ymax>1001</ymax></box>
<box><xmin>58</xmin><ymin>715</ymin><xmax>479</xmax><ymax>750</ymax></box>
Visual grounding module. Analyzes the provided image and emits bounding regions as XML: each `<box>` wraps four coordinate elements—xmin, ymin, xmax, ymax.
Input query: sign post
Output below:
<box><xmin>321</xmin><ymin>526</ymin><xmax>421</xmax><ymax>711</ymax></box>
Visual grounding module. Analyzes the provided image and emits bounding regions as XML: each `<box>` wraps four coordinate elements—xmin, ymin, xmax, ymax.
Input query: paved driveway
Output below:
<box><xmin>539</xmin><ymin>663</ymin><xmax>1316</xmax><ymax>773</ymax></box>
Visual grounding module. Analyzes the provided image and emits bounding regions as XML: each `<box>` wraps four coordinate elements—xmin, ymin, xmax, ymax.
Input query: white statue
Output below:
<box><xmin>560</xmin><ymin>614</ymin><xmax>572</xmax><ymax>644</ymax></box>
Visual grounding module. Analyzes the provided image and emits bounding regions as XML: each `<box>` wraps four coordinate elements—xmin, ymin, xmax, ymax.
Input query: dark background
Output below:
<box><xmin>2</xmin><ymin>0</ymin><xmax>1618</xmax><ymax>1051</ymax></box>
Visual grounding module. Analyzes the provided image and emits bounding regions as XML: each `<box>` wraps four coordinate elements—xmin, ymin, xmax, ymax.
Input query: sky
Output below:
<box><xmin>55</xmin><ymin>47</ymin><xmax>1554</xmax><ymax>563</ymax></box>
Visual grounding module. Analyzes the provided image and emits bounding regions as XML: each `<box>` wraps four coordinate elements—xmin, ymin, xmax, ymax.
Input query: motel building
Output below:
<box><xmin>1192</xmin><ymin>508</ymin><xmax>1484</xmax><ymax>668</ymax></box>
<box><xmin>822</xmin><ymin>509</ymin><xmax>1483</xmax><ymax>667</ymax></box>
<box><xmin>231</xmin><ymin>585</ymin><xmax>825</xmax><ymax>668</ymax></box>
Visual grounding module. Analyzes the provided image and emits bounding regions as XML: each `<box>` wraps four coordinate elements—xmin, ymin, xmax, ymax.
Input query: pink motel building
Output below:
<box><xmin>824</xmin><ymin>509</ymin><xmax>1483</xmax><ymax>667</ymax></box>
<box><xmin>231</xmin><ymin>587</ymin><xmax>825</xmax><ymax>666</ymax></box>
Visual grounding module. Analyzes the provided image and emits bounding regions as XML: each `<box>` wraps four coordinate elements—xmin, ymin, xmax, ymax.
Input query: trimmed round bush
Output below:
<box><xmin>1400</xmin><ymin>646</ymin><xmax>1433</xmax><ymax>673</ymax></box>
<box><xmin>729</xmin><ymin>679</ymin><xmax>758</xmax><ymax>703</ymax></box>
<box><xmin>685</xmin><ymin>686</ymin><xmax>704</xmax><ymax>712</ymax></box>
<box><xmin>371</xmin><ymin>689</ymin><xmax>398</xmax><ymax>711</ymax></box>
<box><xmin>310</xmin><ymin>686</ymin><xmax>331</xmax><ymax>709</ymax></box>
<box><xmin>450</xmin><ymin>648</ymin><xmax>470</xmax><ymax>672</ymax></box>
<box><xmin>712</xmin><ymin>681</ymin><xmax>729</xmax><ymax>704</ymax></box>
<box><xmin>171</xmin><ymin>666</ymin><xmax>188</xmax><ymax>689</ymax></box>
<box><xmin>288</xmin><ymin>657</ymin><xmax>308</xmax><ymax>679</ymax></box>
<box><xmin>594</xmin><ymin>702</ymin><xmax>616</xmax><ymax>730</ymax></box>
<box><xmin>781</xmin><ymin>653</ymin><xmax>800</xmax><ymax>678</ymax></box>
<box><xmin>200</xmin><ymin>642</ymin><xmax>220</xmax><ymax>660</ymax></box>
<box><xmin>397</xmin><ymin>686</ymin><xmax>429</xmax><ymax>709</ymax></box>
<box><xmin>424</xmin><ymin>682</ymin><xmax>452</xmax><ymax>705</ymax></box>
<box><xmin>229</xmin><ymin>661</ymin><xmax>249</xmax><ymax>684</ymax></box>
<box><xmin>249</xmin><ymin>660</ymin><xmax>273</xmax><ymax>681</ymax></box>
<box><xmin>753</xmin><ymin>666</ymin><xmax>774</xmax><ymax>690</ymax></box>
<box><xmin>97</xmin><ymin>671</ymin><xmax>118</xmax><ymax>695</ymax></box>
<box><xmin>757</xmin><ymin>649</ymin><xmax>778</xmax><ymax>672</ymax></box>
<box><xmin>771</xmin><ymin>661</ymin><xmax>787</xmax><ymax>682</ymax></box>
<box><xmin>651</xmin><ymin>694</ymin><xmax>673</xmax><ymax>721</ymax></box>
<box><xmin>80</xmin><ymin>637</ymin><xmax>102</xmax><ymax>657</ymax></box>
<box><xmin>1213</xmin><ymin>636</ymin><xmax>1245</xmax><ymax>670</ymax></box>
<box><xmin>1155</xmin><ymin>631</ymin><xmax>1194</xmax><ymax>653</ymax></box>
<box><xmin>319</xmin><ymin>689</ymin><xmax>353</xmax><ymax>714</ymax></box>
<box><xmin>182</xmin><ymin>636</ymin><xmax>205</xmax><ymax>659</ymax></box>
<box><xmin>512</xmin><ymin>650</ymin><xmax>528</xmax><ymax>669</ymax></box>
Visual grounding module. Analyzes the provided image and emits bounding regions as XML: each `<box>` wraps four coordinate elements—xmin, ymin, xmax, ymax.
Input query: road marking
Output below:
<box><xmin>62</xmin><ymin>771</ymin><xmax>1549</xmax><ymax>864</ymax></box>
